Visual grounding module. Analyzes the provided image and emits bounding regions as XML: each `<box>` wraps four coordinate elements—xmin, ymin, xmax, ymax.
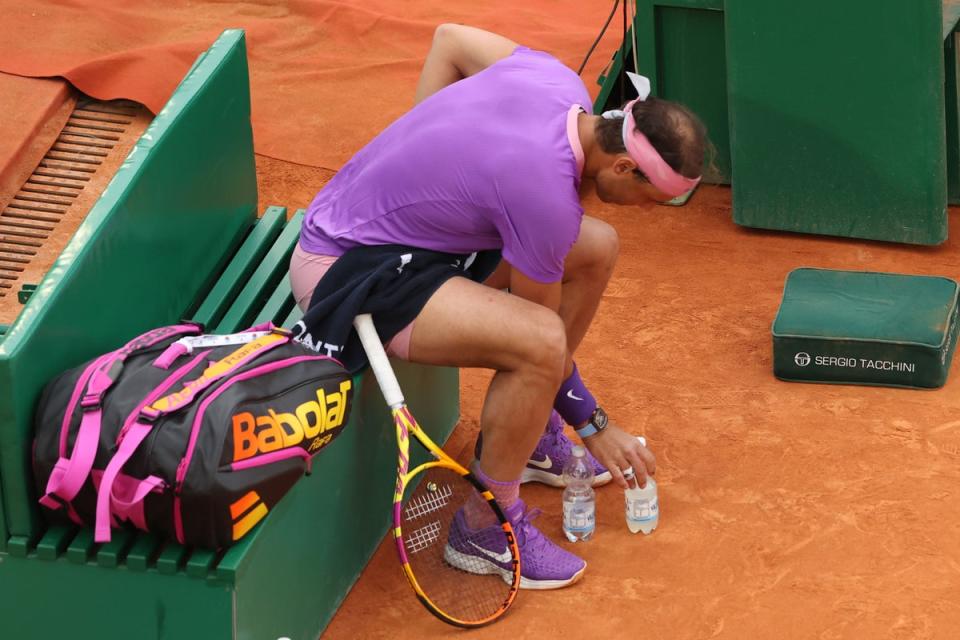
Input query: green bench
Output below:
<box><xmin>597</xmin><ymin>0</ymin><xmax>960</xmax><ymax>244</ymax></box>
<box><xmin>0</xmin><ymin>30</ymin><xmax>459</xmax><ymax>639</ymax></box>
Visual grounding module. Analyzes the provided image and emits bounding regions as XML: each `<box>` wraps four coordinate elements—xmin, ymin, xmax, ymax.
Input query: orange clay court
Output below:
<box><xmin>2</xmin><ymin>2</ymin><xmax>960</xmax><ymax>639</ymax></box>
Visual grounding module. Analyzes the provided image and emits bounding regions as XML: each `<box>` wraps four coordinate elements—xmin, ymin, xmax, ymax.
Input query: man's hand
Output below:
<box><xmin>581</xmin><ymin>423</ymin><xmax>656</xmax><ymax>489</ymax></box>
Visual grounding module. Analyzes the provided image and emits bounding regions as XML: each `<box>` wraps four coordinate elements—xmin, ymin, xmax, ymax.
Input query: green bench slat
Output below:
<box><xmin>946</xmin><ymin>0</ymin><xmax>960</xmax><ymax>39</ymax></box>
<box><xmin>0</xmin><ymin>472</ymin><xmax>8</xmax><ymax>551</ymax></box>
<box><xmin>251</xmin><ymin>276</ymin><xmax>294</xmax><ymax>327</ymax></box>
<box><xmin>96</xmin><ymin>529</ymin><xmax>135</xmax><ymax>568</ymax></box>
<box><xmin>214</xmin><ymin>541</ymin><xmax>247</xmax><ymax>583</ymax></box>
<box><xmin>190</xmin><ymin>206</ymin><xmax>286</xmax><ymax>328</ymax></box>
<box><xmin>157</xmin><ymin>543</ymin><xmax>190</xmax><ymax>575</ymax></box>
<box><xmin>36</xmin><ymin>526</ymin><xmax>76</xmax><ymax>560</ymax></box>
<box><xmin>8</xmin><ymin>535</ymin><xmax>30</xmax><ymax>557</ymax></box>
<box><xmin>66</xmin><ymin>528</ymin><xmax>97</xmax><ymax>564</ymax></box>
<box><xmin>185</xmin><ymin>548</ymin><xmax>218</xmax><ymax>578</ymax></box>
<box><xmin>281</xmin><ymin>304</ymin><xmax>303</xmax><ymax>330</ymax></box>
<box><xmin>126</xmin><ymin>533</ymin><xmax>163</xmax><ymax>571</ymax></box>
<box><xmin>214</xmin><ymin>210</ymin><xmax>304</xmax><ymax>333</ymax></box>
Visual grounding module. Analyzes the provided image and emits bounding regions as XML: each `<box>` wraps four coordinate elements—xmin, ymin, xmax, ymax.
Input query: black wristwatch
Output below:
<box><xmin>575</xmin><ymin>406</ymin><xmax>608</xmax><ymax>439</ymax></box>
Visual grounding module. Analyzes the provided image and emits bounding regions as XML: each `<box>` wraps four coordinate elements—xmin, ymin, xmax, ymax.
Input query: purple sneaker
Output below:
<box><xmin>444</xmin><ymin>500</ymin><xmax>586</xmax><ymax>590</ymax></box>
<box><xmin>474</xmin><ymin>411</ymin><xmax>611</xmax><ymax>487</ymax></box>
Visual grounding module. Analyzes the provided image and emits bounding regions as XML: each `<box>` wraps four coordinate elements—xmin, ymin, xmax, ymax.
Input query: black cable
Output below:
<box><xmin>577</xmin><ymin>0</ymin><xmax>620</xmax><ymax>76</ymax></box>
<box><xmin>620</xmin><ymin>0</ymin><xmax>627</xmax><ymax>101</ymax></box>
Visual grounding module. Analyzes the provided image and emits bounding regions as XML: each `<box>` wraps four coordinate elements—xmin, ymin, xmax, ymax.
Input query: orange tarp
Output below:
<box><xmin>0</xmin><ymin>0</ymin><xmax>625</xmax><ymax>170</ymax></box>
<box><xmin>0</xmin><ymin>73</ymin><xmax>74</xmax><ymax>211</ymax></box>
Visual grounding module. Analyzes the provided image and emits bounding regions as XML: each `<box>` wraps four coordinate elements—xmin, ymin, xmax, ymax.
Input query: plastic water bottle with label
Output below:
<box><xmin>624</xmin><ymin>436</ymin><xmax>658</xmax><ymax>535</ymax></box>
<box><xmin>562</xmin><ymin>445</ymin><xmax>595</xmax><ymax>542</ymax></box>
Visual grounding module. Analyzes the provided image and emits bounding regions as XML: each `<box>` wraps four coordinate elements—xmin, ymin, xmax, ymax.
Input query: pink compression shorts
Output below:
<box><xmin>288</xmin><ymin>242</ymin><xmax>414</xmax><ymax>360</ymax></box>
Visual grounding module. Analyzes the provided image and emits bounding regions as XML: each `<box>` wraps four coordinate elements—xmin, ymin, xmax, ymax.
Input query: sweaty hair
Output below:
<box><xmin>595</xmin><ymin>97</ymin><xmax>708</xmax><ymax>181</ymax></box>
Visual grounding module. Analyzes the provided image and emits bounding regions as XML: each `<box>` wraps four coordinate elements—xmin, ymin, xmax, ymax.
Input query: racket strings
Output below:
<box><xmin>400</xmin><ymin>465</ymin><xmax>516</xmax><ymax>624</ymax></box>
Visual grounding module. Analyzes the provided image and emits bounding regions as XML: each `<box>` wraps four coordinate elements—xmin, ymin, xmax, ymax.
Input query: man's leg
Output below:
<box><xmin>557</xmin><ymin>215</ymin><xmax>620</xmax><ymax>353</ymax></box>
<box><xmin>408</xmin><ymin>277</ymin><xmax>587</xmax><ymax>589</ymax></box>
<box><xmin>407</xmin><ymin>276</ymin><xmax>566</xmax><ymax>481</ymax></box>
<box><xmin>480</xmin><ymin>216</ymin><xmax>619</xmax><ymax>487</ymax></box>
<box><xmin>484</xmin><ymin>215</ymin><xmax>619</xmax><ymax>355</ymax></box>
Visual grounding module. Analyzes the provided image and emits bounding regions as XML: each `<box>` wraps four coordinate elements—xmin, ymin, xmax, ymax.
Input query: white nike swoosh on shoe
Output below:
<box><xmin>566</xmin><ymin>389</ymin><xmax>584</xmax><ymax>401</ymax></box>
<box><xmin>467</xmin><ymin>540</ymin><xmax>512</xmax><ymax>564</ymax></box>
<box><xmin>526</xmin><ymin>454</ymin><xmax>554</xmax><ymax>470</ymax></box>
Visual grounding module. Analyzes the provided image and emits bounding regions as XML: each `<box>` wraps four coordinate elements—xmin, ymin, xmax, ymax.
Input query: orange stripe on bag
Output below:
<box><xmin>231</xmin><ymin>491</ymin><xmax>269</xmax><ymax>540</ymax></box>
<box><xmin>230</xmin><ymin>491</ymin><xmax>260</xmax><ymax>520</ymax></box>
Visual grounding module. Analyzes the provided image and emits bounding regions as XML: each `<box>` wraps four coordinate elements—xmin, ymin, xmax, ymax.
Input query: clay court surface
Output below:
<box><xmin>2</xmin><ymin>2</ymin><xmax>960</xmax><ymax>638</ymax></box>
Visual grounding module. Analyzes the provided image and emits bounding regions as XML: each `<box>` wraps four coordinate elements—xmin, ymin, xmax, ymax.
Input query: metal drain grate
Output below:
<box><xmin>0</xmin><ymin>98</ymin><xmax>145</xmax><ymax>300</ymax></box>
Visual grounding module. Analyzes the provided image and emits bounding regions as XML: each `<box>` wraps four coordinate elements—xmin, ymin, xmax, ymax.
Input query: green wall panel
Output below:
<box><xmin>725</xmin><ymin>0</ymin><xmax>947</xmax><ymax>244</ymax></box>
<box><xmin>946</xmin><ymin>33</ymin><xmax>960</xmax><ymax>204</ymax></box>
<box><xmin>655</xmin><ymin>6</ymin><xmax>730</xmax><ymax>182</ymax></box>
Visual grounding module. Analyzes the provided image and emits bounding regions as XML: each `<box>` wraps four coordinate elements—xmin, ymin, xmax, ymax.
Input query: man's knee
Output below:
<box><xmin>519</xmin><ymin>309</ymin><xmax>566</xmax><ymax>383</ymax></box>
<box><xmin>588</xmin><ymin>219</ymin><xmax>620</xmax><ymax>272</ymax></box>
<box><xmin>570</xmin><ymin>218</ymin><xmax>620</xmax><ymax>278</ymax></box>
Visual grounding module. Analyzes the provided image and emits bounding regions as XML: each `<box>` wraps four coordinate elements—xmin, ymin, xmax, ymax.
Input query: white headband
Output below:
<box><xmin>600</xmin><ymin>72</ymin><xmax>651</xmax><ymax>120</ymax></box>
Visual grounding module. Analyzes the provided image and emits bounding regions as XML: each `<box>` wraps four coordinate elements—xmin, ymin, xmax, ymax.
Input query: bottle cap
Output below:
<box><xmin>571</xmin><ymin>445</ymin><xmax>586</xmax><ymax>457</ymax></box>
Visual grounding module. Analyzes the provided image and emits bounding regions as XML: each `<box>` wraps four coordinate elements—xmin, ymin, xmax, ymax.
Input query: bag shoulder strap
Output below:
<box><xmin>93</xmin><ymin>330</ymin><xmax>290</xmax><ymax>542</ymax></box>
<box><xmin>40</xmin><ymin>323</ymin><xmax>201</xmax><ymax>510</ymax></box>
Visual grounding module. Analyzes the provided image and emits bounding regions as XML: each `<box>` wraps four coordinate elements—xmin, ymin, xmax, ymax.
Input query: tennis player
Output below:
<box><xmin>290</xmin><ymin>24</ymin><xmax>706</xmax><ymax>589</ymax></box>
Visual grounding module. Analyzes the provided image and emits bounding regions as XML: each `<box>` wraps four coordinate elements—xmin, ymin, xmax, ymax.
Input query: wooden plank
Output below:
<box><xmin>185</xmin><ymin>548</ymin><xmax>218</xmax><ymax>578</ymax></box>
<box><xmin>213</xmin><ymin>540</ymin><xmax>248</xmax><ymax>583</ymax></box>
<box><xmin>66</xmin><ymin>528</ymin><xmax>98</xmax><ymax>563</ymax></box>
<box><xmin>95</xmin><ymin>528</ymin><xmax>135</xmax><ymax>568</ymax></box>
<box><xmin>35</xmin><ymin>525</ymin><xmax>76</xmax><ymax>560</ymax></box>
<box><xmin>281</xmin><ymin>302</ymin><xmax>303</xmax><ymax>329</ymax></box>
<box><xmin>156</xmin><ymin>543</ymin><xmax>190</xmax><ymax>575</ymax></box>
<box><xmin>250</xmin><ymin>276</ymin><xmax>294</xmax><ymax>327</ymax></box>
<box><xmin>214</xmin><ymin>210</ymin><xmax>303</xmax><ymax>333</ymax></box>
<box><xmin>125</xmin><ymin>534</ymin><xmax>162</xmax><ymax>571</ymax></box>
<box><xmin>7</xmin><ymin>535</ymin><xmax>29</xmax><ymax>557</ymax></box>
<box><xmin>190</xmin><ymin>206</ymin><xmax>285</xmax><ymax>329</ymax></box>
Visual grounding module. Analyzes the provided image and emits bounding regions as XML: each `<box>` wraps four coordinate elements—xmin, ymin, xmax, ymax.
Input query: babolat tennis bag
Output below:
<box><xmin>32</xmin><ymin>322</ymin><xmax>353</xmax><ymax>549</ymax></box>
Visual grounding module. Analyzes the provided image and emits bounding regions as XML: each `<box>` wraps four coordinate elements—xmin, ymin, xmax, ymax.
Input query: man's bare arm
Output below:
<box><xmin>414</xmin><ymin>24</ymin><xmax>518</xmax><ymax>104</ymax></box>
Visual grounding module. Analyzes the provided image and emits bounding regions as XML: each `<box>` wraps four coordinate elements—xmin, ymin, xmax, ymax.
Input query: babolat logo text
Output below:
<box><xmin>232</xmin><ymin>380</ymin><xmax>352</xmax><ymax>462</ymax></box>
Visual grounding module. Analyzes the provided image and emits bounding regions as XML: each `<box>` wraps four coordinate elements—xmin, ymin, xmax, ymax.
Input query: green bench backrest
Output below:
<box><xmin>0</xmin><ymin>29</ymin><xmax>258</xmax><ymax>548</ymax></box>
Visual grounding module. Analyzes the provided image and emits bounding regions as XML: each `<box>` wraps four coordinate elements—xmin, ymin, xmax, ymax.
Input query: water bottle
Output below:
<box><xmin>562</xmin><ymin>445</ymin><xmax>596</xmax><ymax>542</ymax></box>
<box><xmin>624</xmin><ymin>437</ymin><xmax>658</xmax><ymax>534</ymax></box>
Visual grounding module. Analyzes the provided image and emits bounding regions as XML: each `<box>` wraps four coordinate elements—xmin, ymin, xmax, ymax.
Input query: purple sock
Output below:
<box><xmin>465</xmin><ymin>464</ymin><xmax>519</xmax><ymax>529</ymax></box>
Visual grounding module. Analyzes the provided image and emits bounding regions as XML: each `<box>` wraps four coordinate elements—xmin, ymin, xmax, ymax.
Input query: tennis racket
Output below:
<box><xmin>353</xmin><ymin>313</ymin><xmax>521</xmax><ymax>627</ymax></box>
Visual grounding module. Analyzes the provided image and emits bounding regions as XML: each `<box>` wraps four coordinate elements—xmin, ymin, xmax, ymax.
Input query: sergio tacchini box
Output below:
<box><xmin>772</xmin><ymin>268</ymin><xmax>960</xmax><ymax>389</ymax></box>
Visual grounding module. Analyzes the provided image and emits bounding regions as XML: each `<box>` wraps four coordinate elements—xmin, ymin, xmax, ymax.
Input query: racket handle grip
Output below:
<box><xmin>353</xmin><ymin>314</ymin><xmax>405</xmax><ymax>409</ymax></box>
